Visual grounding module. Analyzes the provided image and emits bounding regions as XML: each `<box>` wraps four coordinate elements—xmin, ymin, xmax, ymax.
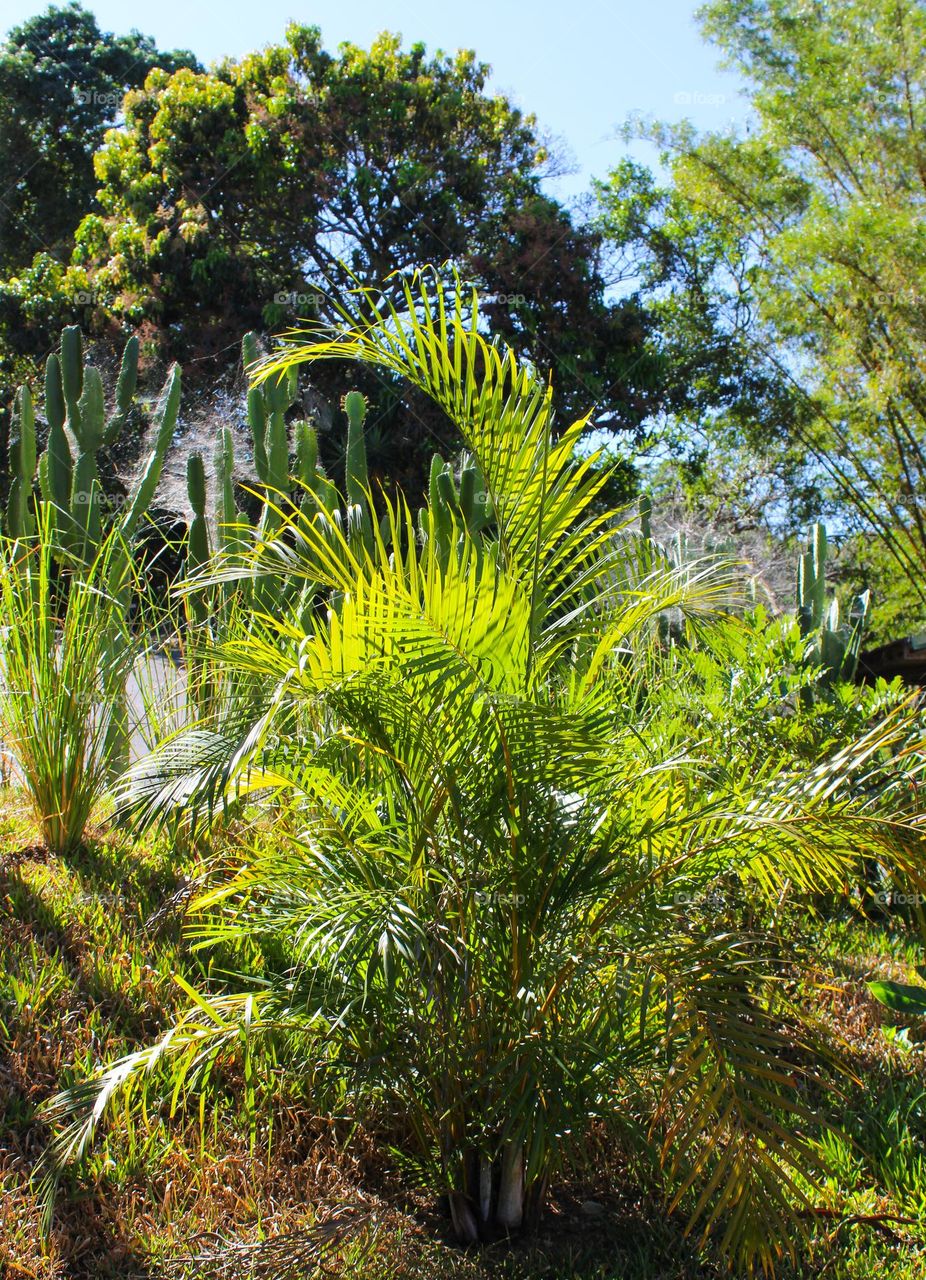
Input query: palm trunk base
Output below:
<box><xmin>448</xmin><ymin>1146</ymin><xmax>548</xmax><ymax>1242</ymax></box>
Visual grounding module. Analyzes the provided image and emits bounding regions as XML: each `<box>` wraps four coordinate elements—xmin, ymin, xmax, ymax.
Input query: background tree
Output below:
<box><xmin>596</xmin><ymin>159</ymin><xmax>818</xmax><ymax>532</ymax></box>
<box><xmin>598</xmin><ymin>0</ymin><xmax>926</xmax><ymax>640</ymax></box>
<box><xmin>0</xmin><ymin>23</ymin><xmax>665</xmax><ymax>494</ymax></box>
<box><xmin>0</xmin><ymin>3</ymin><xmax>197</xmax><ymax>492</ymax></box>
<box><xmin>0</xmin><ymin>2</ymin><xmax>199</xmax><ymax>274</ymax></box>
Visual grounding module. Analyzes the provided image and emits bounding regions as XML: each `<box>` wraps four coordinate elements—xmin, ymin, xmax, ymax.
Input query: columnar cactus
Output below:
<box><xmin>796</xmin><ymin>522</ymin><xmax>870</xmax><ymax>686</ymax></box>
<box><xmin>43</xmin><ymin>353</ymin><xmax>72</xmax><ymax>526</ymax></box>
<box><xmin>418</xmin><ymin>452</ymin><xmax>493</xmax><ymax>569</ymax></box>
<box><xmin>186</xmin><ymin>455</ymin><xmax>210</xmax><ymax>572</ymax></box>
<box><xmin>797</xmin><ymin>523</ymin><xmax>828</xmax><ymax>638</ymax></box>
<box><xmin>343</xmin><ymin>390</ymin><xmax>369</xmax><ymax>509</ymax></box>
<box><xmin>215</xmin><ymin>427</ymin><xmax>243</xmax><ymax>555</ymax></box>
<box><xmin>638</xmin><ymin>494</ymin><xmax>654</xmax><ymax>543</ymax></box>
<box><xmin>6</xmin><ymin>385</ymin><xmax>37</xmax><ymax>538</ymax></box>
<box><xmin>243</xmin><ymin>331</ymin><xmax>299</xmax><ymax>538</ymax></box>
<box><xmin>118</xmin><ymin>367</ymin><xmax>181</xmax><ymax>544</ymax></box>
<box><xmin>184</xmin><ymin>454</ymin><xmax>212</xmax><ymax>626</ymax></box>
<box><xmin>104</xmin><ymin>337</ymin><xmax>140</xmax><ymax>446</ymax></box>
<box><xmin>295</xmin><ymin>420</ymin><xmax>338</xmax><ymax>518</ymax></box>
<box><xmin>4</xmin><ymin>326</ymin><xmax>180</xmax><ymax>562</ymax></box>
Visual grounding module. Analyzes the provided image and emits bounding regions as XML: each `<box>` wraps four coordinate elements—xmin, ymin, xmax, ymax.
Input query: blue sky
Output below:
<box><xmin>0</xmin><ymin>0</ymin><xmax>749</xmax><ymax>197</ymax></box>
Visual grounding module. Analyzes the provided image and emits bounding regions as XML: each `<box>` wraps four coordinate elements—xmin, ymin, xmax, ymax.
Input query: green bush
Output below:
<box><xmin>41</xmin><ymin>272</ymin><xmax>926</xmax><ymax>1274</ymax></box>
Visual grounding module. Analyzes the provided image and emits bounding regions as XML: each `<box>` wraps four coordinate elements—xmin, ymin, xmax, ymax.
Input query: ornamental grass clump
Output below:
<box><xmin>0</xmin><ymin>514</ymin><xmax>138</xmax><ymax>854</ymax></box>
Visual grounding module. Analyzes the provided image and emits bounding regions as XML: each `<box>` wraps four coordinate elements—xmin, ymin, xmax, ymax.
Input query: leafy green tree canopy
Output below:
<box><xmin>598</xmin><ymin>0</ymin><xmax>926</xmax><ymax>637</ymax></box>
<box><xmin>0</xmin><ymin>2</ymin><xmax>199</xmax><ymax>273</ymax></box>
<box><xmin>2</xmin><ymin>23</ymin><xmax>665</xmax><ymax>456</ymax></box>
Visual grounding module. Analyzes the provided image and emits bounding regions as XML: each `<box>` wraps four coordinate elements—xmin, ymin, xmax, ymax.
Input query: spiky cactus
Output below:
<box><xmin>184</xmin><ymin>453</ymin><xmax>213</xmax><ymax>630</ymax></box>
<box><xmin>343</xmin><ymin>391</ymin><xmax>369</xmax><ymax>506</ymax></box>
<box><xmin>214</xmin><ymin>427</ymin><xmax>244</xmax><ymax>555</ymax></box>
<box><xmin>118</xmin><ymin>367</ymin><xmax>181</xmax><ymax>544</ymax></box>
<box><xmin>796</xmin><ymin>522</ymin><xmax>870</xmax><ymax>687</ymax></box>
<box><xmin>243</xmin><ymin>331</ymin><xmax>300</xmax><ymax>538</ymax></box>
<box><xmin>295</xmin><ymin>420</ymin><xmax>338</xmax><ymax>517</ymax></box>
<box><xmin>105</xmin><ymin>337</ymin><xmax>139</xmax><ymax>446</ymax></box>
<box><xmin>186</xmin><ymin>455</ymin><xmax>210</xmax><ymax>571</ymax></box>
<box><xmin>4</xmin><ymin>327</ymin><xmax>180</xmax><ymax>563</ymax></box>
<box><xmin>418</xmin><ymin>452</ymin><xmax>493</xmax><ymax>569</ymax></box>
<box><xmin>42</xmin><ymin>354</ymin><xmax>72</xmax><ymax>534</ymax></box>
<box><xmin>6</xmin><ymin>385</ymin><xmax>37</xmax><ymax>538</ymax></box>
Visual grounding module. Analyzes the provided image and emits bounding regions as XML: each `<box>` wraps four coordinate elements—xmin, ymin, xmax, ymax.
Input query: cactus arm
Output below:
<box><xmin>42</xmin><ymin>352</ymin><xmax>73</xmax><ymax>521</ymax></box>
<box><xmin>248</xmin><ymin>387</ymin><xmax>268</xmax><ymax>482</ymax></box>
<box><xmin>60</xmin><ymin>326</ymin><xmax>84</xmax><ymax>414</ymax></box>
<box><xmin>75</xmin><ymin>367</ymin><xmax>106</xmax><ymax>453</ymax></box>
<box><xmin>343</xmin><ymin>391</ymin><xmax>369</xmax><ymax>508</ymax></box>
<box><xmin>45</xmin><ymin>353</ymin><xmax>65</xmax><ymax>434</ymax></box>
<box><xmin>342</xmin><ymin>391</ymin><xmax>372</xmax><ymax>552</ymax></box>
<box><xmin>46</xmin><ymin>420</ymin><xmax>72</xmax><ymax>504</ymax></box>
<box><xmin>120</xmin><ymin>364</ymin><xmax>181</xmax><ymax>538</ymax></box>
<box><xmin>797</xmin><ymin>551</ymin><xmax>814</xmax><ymax>637</ymax></box>
<box><xmin>428</xmin><ymin>454</ymin><xmax>444</xmax><ymax>511</ymax></box>
<box><xmin>436</xmin><ymin>468</ymin><xmax>457</xmax><ymax>511</ymax></box>
<box><xmin>215</xmin><ymin>427</ymin><xmax>240</xmax><ymax>553</ymax></box>
<box><xmin>819</xmin><ymin>629</ymin><xmax>844</xmax><ymax>683</ymax></box>
<box><xmin>6</xmin><ymin>386</ymin><xmax>37</xmax><ymax>537</ymax></box>
<box><xmin>104</xmin><ymin>335</ymin><xmax>139</xmax><ymax>446</ymax></box>
<box><xmin>35</xmin><ymin>454</ymin><xmax>57</xmax><ymax>546</ymax></box>
<box><xmin>265</xmin><ymin>412</ymin><xmax>290</xmax><ymax>496</ymax></box>
<box><xmin>810</xmin><ymin>523</ymin><xmax>827</xmax><ymax>628</ymax></box>
<box><xmin>458</xmin><ymin>465</ymin><xmax>477</xmax><ymax>533</ymax></box>
<box><xmin>259</xmin><ymin>412</ymin><xmax>289</xmax><ymax>538</ymax></box>
<box><xmin>17</xmin><ymin>383</ymin><xmax>37</xmax><ymax>482</ymax></box>
<box><xmin>5</xmin><ymin>479</ymin><xmax>24</xmax><ymax>537</ymax></box>
<box><xmin>639</xmin><ymin>493</ymin><xmax>653</xmax><ymax>541</ymax></box>
<box><xmin>242</xmin><ymin>331</ymin><xmax>261</xmax><ymax>379</ymax></box>
<box><xmin>37</xmin><ymin>452</ymin><xmax>50</xmax><ymax>504</ymax></box>
<box><xmin>311</xmin><ymin>473</ymin><xmax>339</xmax><ymax>516</ymax></box>
<box><xmin>71</xmin><ymin>451</ymin><xmax>101</xmax><ymax>559</ymax></box>
<box><xmin>294</xmin><ymin>419</ymin><xmax>318</xmax><ymax>484</ymax></box>
<box><xmin>266</xmin><ymin>368</ymin><xmax>296</xmax><ymax>415</ymax></box>
<box><xmin>186</xmin><ymin>454</ymin><xmax>211</xmax><ymax>569</ymax></box>
<box><xmin>430</xmin><ymin>473</ymin><xmax>453</xmax><ymax>566</ymax></box>
<box><xmin>468</xmin><ymin>462</ymin><xmax>490</xmax><ymax>530</ymax></box>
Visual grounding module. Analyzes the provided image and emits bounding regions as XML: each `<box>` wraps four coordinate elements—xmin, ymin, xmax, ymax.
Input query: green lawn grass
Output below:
<box><xmin>2</xmin><ymin>790</ymin><xmax>925</xmax><ymax>1279</ymax></box>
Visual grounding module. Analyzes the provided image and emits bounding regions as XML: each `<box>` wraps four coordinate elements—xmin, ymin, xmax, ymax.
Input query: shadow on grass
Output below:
<box><xmin>0</xmin><ymin>849</ymin><xmax>180</xmax><ymax>1279</ymax></box>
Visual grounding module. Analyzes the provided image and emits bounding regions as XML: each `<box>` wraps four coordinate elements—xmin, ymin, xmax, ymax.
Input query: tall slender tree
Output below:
<box><xmin>599</xmin><ymin>0</ymin><xmax>926</xmax><ymax>637</ymax></box>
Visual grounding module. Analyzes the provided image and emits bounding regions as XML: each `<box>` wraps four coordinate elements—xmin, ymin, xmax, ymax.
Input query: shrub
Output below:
<box><xmin>41</xmin><ymin>272</ymin><xmax>926</xmax><ymax>1272</ymax></box>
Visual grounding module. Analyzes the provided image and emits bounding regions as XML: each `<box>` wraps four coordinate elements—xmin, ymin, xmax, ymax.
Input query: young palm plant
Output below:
<box><xmin>41</xmin><ymin>271</ymin><xmax>926</xmax><ymax>1273</ymax></box>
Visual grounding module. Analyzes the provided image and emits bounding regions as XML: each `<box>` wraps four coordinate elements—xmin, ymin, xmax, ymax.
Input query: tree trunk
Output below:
<box><xmin>496</xmin><ymin>1143</ymin><xmax>524</xmax><ymax>1230</ymax></box>
<box><xmin>448</xmin><ymin>1142</ymin><xmax>548</xmax><ymax>1241</ymax></box>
